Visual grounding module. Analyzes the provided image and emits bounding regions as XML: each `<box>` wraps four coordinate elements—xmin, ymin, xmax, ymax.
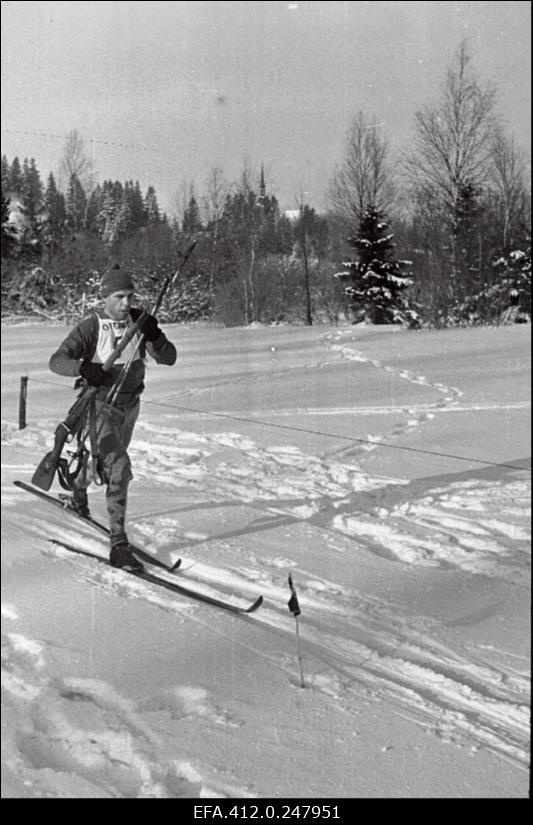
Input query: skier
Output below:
<box><xmin>48</xmin><ymin>265</ymin><xmax>177</xmax><ymax>571</ymax></box>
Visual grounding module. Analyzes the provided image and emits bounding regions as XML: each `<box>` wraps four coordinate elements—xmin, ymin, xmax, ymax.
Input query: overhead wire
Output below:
<box><xmin>21</xmin><ymin>374</ymin><xmax>531</xmax><ymax>473</ymax></box>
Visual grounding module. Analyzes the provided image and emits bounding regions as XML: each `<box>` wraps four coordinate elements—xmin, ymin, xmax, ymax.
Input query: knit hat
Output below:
<box><xmin>101</xmin><ymin>265</ymin><xmax>135</xmax><ymax>297</ymax></box>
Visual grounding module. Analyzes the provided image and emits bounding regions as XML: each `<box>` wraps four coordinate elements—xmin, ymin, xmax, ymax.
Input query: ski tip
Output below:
<box><xmin>170</xmin><ymin>558</ymin><xmax>182</xmax><ymax>572</ymax></box>
<box><xmin>246</xmin><ymin>595</ymin><xmax>264</xmax><ymax>613</ymax></box>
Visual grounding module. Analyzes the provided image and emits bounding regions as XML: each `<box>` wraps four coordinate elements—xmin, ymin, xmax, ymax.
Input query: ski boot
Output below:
<box><xmin>110</xmin><ymin>535</ymin><xmax>144</xmax><ymax>573</ymax></box>
<box><xmin>61</xmin><ymin>488</ymin><xmax>91</xmax><ymax>519</ymax></box>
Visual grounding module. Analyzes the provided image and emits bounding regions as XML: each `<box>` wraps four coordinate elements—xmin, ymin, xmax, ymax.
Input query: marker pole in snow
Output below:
<box><xmin>288</xmin><ymin>572</ymin><xmax>305</xmax><ymax>688</ymax></box>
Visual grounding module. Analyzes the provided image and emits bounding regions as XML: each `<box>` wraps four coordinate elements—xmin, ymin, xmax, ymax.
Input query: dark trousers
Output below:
<box><xmin>76</xmin><ymin>399</ymin><xmax>140</xmax><ymax>540</ymax></box>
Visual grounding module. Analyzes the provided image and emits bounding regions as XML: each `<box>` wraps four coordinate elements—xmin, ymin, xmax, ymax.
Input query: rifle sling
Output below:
<box><xmin>55</xmin><ymin>402</ymin><xmax>93</xmax><ymax>492</ymax></box>
<box><xmin>88</xmin><ymin>395</ymin><xmax>105</xmax><ymax>486</ymax></box>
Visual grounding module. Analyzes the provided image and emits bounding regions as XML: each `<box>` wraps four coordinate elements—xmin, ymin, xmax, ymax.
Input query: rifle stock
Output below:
<box><xmin>31</xmin><ymin>308</ymin><xmax>149</xmax><ymax>491</ymax></box>
<box><xmin>31</xmin><ymin>388</ymin><xmax>97</xmax><ymax>490</ymax></box>
<box><xmin>31</xmin><ymin>427</ymin><xmax>71</xmax><ymax>491</ymax></box>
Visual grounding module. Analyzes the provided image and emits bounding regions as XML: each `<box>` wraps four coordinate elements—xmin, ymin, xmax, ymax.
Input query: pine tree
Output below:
<box><xmin>336</xmin><ymin>206</ymin><xmax>419</xmax><ymax>326</ymax></box>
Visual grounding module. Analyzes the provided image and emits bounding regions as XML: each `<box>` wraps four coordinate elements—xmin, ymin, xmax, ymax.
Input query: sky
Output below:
<box><xmin>1</xmin><ymin>1</ymin><xmax>531</xmax><ymax>216</ymax></box>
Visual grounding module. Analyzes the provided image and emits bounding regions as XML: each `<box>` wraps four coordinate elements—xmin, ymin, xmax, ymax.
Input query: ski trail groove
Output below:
<box><xmin>321</xmin><ymin>329</ymin><xmax>463</xmax><ymax>461</ymax></box>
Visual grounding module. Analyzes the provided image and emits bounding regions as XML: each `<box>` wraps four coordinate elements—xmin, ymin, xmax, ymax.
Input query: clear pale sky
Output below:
<box><xmin>1</xmin><ymin>1</ymin><xmax>531</xmax><ymax>215</ymax></box>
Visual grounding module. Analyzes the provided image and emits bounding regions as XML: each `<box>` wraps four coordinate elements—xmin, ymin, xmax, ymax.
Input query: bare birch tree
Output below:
<box><xmin>59</xmin><ymin>130</ymin><xmax>95</xmax><ymax>195</ymax></box>
<box><xmin>294</xmin><ymin>191</ymin><xmax>313</xmax><ymax>326</ymax></box>
<box><xmin>172</xmin><ymin>178</ymin><xmax>197</xmax><ymax>231</ymax></box>
<box><xmin>327</xmin><ymin>111</ymin><xmax>395</xmax><ymax>230</ymax></box>
<box><xmin>489</xmin><ymin>129</ymin><xmax>529</xmax><ymax>252</ymax></box>
<box><xmin>202</xmin><ymin>166</ymin><xmax>228</xmax><ymax>296</ymax></box>
<box><xmin>403</xmin><ymin>41</ymin><xmax>500</xmax><ymax>308</ymax></box>
<box><xmin>403</xmin><ymin>41</ymin><xmax>498</xmax><ymax>223</ymax></box>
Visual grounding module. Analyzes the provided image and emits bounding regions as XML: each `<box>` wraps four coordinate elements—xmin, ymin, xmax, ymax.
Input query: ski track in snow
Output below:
<box><xmin>2</xmin><ymin>327</ymin><xmax>531</xmax><ymax>788</ymax></box>
<box><xmin>4</xmin><ymin>451</ymin><xmax>530</xmax><ymax>770</ymax></box>
<box><xmin>126</xmin><ymin>420</ymin><xmax>529</xmax><ymax>584</ymax></box>
<box><xmin>321</xmin><ymin>329</ymin><xmax>462</xmax><ymax>461</ymax></box>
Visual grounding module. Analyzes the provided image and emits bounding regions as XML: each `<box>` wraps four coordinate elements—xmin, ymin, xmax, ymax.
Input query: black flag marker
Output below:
<box><xmin>288</xmin><ymin>572</ymin><xmax>305</xmax><ymax>687</ymax></box>
<box><xmin>288</xmin><ymin>572</ymin><xmax>301</xmax><ymax>616</ymax></box>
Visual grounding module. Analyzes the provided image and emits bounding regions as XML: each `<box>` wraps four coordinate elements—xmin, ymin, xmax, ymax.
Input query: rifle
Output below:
<box><xmin>31</xmin><ymin>241</ymin><xmax>198</xmax><ymax>492</ymax></box>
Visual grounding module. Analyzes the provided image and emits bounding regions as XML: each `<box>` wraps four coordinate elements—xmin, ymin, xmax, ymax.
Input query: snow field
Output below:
<box><xmin>1</xmin><ymin>322</ymin><xmax>530</xmax><ymax>797</ymax></box>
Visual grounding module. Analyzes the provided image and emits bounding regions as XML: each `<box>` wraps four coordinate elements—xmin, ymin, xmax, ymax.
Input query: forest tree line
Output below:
<box><xmin>1</xmin><ymin>43</ymin><xmax>530</xmax><ymax>328</ymax></box>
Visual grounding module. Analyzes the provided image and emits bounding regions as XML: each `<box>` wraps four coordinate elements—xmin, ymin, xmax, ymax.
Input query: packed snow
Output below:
<box><xmin>1</xmin><ymin>321</ymin><xmax>530</xmax><ymax>798</ymax></box>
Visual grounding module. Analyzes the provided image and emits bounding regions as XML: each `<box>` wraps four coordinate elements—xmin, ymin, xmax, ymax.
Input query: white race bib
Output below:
<box><xmin>93</xmin><ymin>316</ymin><xmax>142</xmax><ymax>365</ymax></box>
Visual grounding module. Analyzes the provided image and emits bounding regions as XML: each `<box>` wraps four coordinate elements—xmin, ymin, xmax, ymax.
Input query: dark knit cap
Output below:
<box><xmin>101</xmin><ymin>265</ymin><xmax>135</xmax><ymax>297</ymax></box>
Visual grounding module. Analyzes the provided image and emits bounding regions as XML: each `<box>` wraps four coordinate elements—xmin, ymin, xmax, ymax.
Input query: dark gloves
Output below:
<box><xmin>79</xmin><ymin>359</ymin><xmax>107</xmax><ymax>387</ymax></box>
<box><xmin>139</xmin><ymin>313</ymin><xmax>161</xmax><ymax>342</ymax></box>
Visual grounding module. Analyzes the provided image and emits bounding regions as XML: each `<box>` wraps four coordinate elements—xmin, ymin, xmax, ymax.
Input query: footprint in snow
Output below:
<box><xmin>136</xmin><ymin>686</ymin><xmax>243</xmax><ymax>728</ymax></box>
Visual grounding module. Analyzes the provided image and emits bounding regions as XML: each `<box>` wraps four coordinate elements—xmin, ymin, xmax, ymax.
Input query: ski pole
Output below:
<box><xmin>288</xmin><ymin>572</ymin><xmax>305</xmax><ymax>688</ymax></box>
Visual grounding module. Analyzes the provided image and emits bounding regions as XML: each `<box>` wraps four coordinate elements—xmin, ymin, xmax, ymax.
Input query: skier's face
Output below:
<box><xmin>105</xmin><ymin>289</ymin><xmax>134</xmax><ymax>321</ymax></box>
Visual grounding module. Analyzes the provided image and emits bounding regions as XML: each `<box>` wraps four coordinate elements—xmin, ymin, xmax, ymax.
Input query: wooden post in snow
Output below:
<box><xmin>19</xmin><ymin>375</ymin><xmax>28</xmax><ymax>429</ymax></box>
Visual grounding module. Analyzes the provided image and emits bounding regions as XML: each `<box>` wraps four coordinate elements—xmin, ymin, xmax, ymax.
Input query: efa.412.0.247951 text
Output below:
<box><xmin>193</xmin><ymin>806</ymin><xmax>342</xmax><ymax>821</ymax></box>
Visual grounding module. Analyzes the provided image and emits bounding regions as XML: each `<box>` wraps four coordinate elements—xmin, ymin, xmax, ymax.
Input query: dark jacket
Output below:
<box><xmin>49</xmin><ymin>307</ymin><xmax>176</xmax><ymax>405</ymax></box>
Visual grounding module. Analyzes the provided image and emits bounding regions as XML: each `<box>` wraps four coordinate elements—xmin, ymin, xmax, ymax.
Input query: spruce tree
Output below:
<box><xmin>86</xmin><ymin>184</ymin><xmax>103</xmax><ymax>233</ymax></box>
<box><xmin>10</xmin><ymin>157</ymin><xmax>44</xmax><ymax>256</ymax></box>
<box><xmin>295</xmin><ymin>205</ymin><xmax>329</xmax><ymax>259</ymax></box>
<box><xmin>9</xmin><ymin>156</ymin><xmax>24</xmax><ymax>195</ymax></box>
<box><xmin>98</xmin><ymin>180</ymin><xmax>119</xmax><ymax>244</ymax></box>
<box><xmin>43</xmin><ymin>173</ymin><xmax>67</xmax><ymax>248</ymax></box>
<box><xmin>129</xmin><ymin>180</ymin><xmax>147</xmax><ymax>228</ymax></box>
<box><xmin>22</xmin><ymin>158</ymin><xmax>44</xmax><ymax>224</ymax></box>
<box><xmin>257</xmin><ymin>194</ymin><xmax>280</xmax><ymax>255</ymax></box>
<box><xmin>1</xmin><ymin>155</ymin><xmax>10</xmax><ymax>192</ymax></box>
<box><xmin>336</xmin><ymin>206</ymin><xmax>419</xmax><ymax>326</ymax></box>
<box><xmin>491</xmin><ymin>246</ymin><xmax>531</xmax><ymax>321</ymax></box>
<box><xmin>115</xmin><ymin>188</ymin><xmax>133</xmax><ymax>239</ymax></box>
<box><xmin>276</xmin><ymin>214</ymin><xmax>294</xmax><ymax>256</ymax></box>
<box><xmin>1</xmin><ymin>191</ymin><xmax>18</xmax><ymax>258</ymax></box>
<box><xmin>66</xmin><ymin>173</ymin><xmax>87</xmax><ymax>230</ymax></box>
<box><xmin>182</xmin><ymin>196</ymin><xmax>203</xmax><ymax>233</ymax></box>
<box><xmin>144</xmin><ymin>186</ymin><xmax>161</xmax><ymax>224</ymax></box>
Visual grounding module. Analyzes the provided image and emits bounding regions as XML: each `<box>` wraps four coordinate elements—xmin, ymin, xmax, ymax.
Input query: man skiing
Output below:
<box><xmin>48</xmin><ymin>264</ymin><xmax>177</xmax><ymax>572</ymax></box>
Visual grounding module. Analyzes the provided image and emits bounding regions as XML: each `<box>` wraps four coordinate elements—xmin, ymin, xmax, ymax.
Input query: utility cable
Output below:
<box><xmin>21</xmin><ymin>375</ymin><xmax>531</xmax><ymax>473</ymax></box>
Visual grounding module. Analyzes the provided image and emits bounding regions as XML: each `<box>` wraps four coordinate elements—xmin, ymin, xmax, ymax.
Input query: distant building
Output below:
<box><xmin>284</xmin><ymin>209</ymin><xmax>300</xmax><ymax>222</ymax></box>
